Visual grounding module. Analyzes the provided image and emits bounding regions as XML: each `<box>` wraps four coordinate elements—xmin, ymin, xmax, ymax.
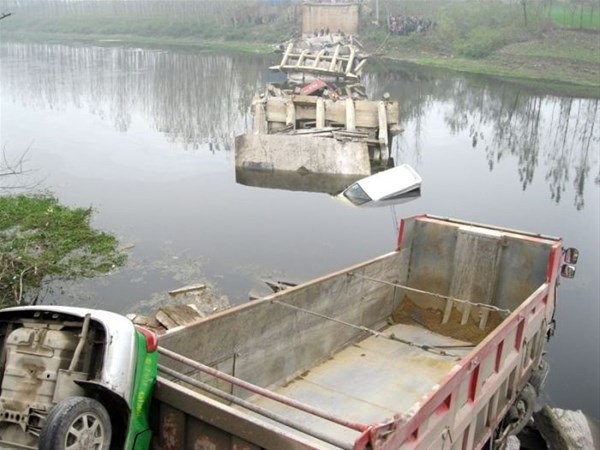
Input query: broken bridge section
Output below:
<box><xmin>235</xmin><ymin>133</ymin><xmax>370</xmax><ymax>176</ymax></box>
<box><xmin>235</xmin><ymin>2</ymin><xmax>401</xmax><ymax>181</ymax></box>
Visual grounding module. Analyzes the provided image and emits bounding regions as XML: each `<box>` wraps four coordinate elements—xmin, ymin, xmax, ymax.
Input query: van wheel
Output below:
<box><xmin>39</xmin><ymin>397</ymin><xmax>111</xmax><ymax>450</ymax></box>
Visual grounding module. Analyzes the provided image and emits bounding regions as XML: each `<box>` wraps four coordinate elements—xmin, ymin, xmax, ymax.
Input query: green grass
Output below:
<box><xmin>507</xmin><ymin>34</ymin><xmax>600</xmax><ymax>64</ymax></box>
<box><xmin>549</xmin><ymin>4</ymin><xmax>600</xmax><ymax>29</ymax></box>
<box><xmin>0</xmin><ymin>195</ymin><xmax>126</xmax><ymax>307</ymax></box>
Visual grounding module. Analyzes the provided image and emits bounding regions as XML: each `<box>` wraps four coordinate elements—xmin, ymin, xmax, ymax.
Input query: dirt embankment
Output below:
<box><xmin>367</xmin><ymin>28</ymin><xmax>599</xmax><ymax>94</ymax></box>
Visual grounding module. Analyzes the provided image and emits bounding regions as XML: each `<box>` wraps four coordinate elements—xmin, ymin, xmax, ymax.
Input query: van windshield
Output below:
<box><xmin>343</xmin><ymin>183</ymin><xmax>372</xmax><ymax>206</ymax></box>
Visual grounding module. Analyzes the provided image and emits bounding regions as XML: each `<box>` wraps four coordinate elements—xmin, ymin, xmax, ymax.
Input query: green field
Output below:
<box><xmin>549</xmin><ymin>3</ymin><xmax>600</xmax><ymax>29</ymax></box>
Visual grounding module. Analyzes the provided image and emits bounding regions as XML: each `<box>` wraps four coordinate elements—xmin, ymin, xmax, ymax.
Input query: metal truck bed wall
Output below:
<box><xmin>154</xmin><ymin>215</ymin><xmax>562</xmax><ymax>450</ymax></box>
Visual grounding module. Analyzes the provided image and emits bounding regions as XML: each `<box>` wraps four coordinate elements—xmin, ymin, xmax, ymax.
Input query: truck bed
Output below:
<box><xmin>155</xmin><ymin>215</ymin><xmax>564</xmax><ymax>450</ymax></box>
<box><xmin>244</xmin><ymin>323</ymin><xmax>471</xmax><ymax>448</ymax></box>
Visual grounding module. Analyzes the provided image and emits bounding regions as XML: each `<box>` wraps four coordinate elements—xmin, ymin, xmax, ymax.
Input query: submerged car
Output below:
<box><xmin>340</xmin><ymin>163</ymin><xmax>422</xmax><ymax>207</ymax></box>
<box><xmin>0</xmin><ymin>306</ymin><xmax>158</xmax><ymax>450</ymax></box>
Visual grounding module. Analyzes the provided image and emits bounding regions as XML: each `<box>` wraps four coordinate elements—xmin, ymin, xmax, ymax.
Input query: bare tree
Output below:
<box><xmin>0</xmin><ymin>145</ymin><xmax>39</xmax><ymax>192</ymax></box>
<box><xmin>521</xmin><ymin>0</ymin><xmax>529</xmax><ymax>26</ymax></box>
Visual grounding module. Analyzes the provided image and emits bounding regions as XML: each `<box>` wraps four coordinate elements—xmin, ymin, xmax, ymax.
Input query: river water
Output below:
<box><xmin>1</xmin><ymin>42</ymin><xmax>598</xmax><ymax>418</ymax></box>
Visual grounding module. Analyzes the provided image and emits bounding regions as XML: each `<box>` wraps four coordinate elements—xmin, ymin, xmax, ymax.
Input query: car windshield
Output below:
<box><xmin>343</xmin><ymin>183</ymin><xmax>372</xmax><ymax>206</ymax></box>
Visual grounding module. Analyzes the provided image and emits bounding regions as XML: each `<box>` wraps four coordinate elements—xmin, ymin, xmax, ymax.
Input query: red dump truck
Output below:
<box><xmin>152</xmin><ymin>215</ymin><xmax>578</xmax><ymax>450</ymax></box>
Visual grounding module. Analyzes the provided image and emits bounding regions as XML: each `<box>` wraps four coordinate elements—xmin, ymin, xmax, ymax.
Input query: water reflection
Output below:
<box><xmin>236</xmin><ymin>168</ymin><xmax>361</xmax><ymax>195</ymax></box>
<box><xmin>1</xmin><ymin>42</ymin><xmax>598</xmax><ymax>417</ymax></box>
<box><xmin>366</xmin><ymin>68</ymin><xmax>599</xmax><ymax>210</ymax></box>
<box><xmin>1</xmin><ymin>43</ymin><xmax>598</xmax><ymax>209</ymax></box>
<box><xmin>1</xmin><ymin>43</ymin><xmax>272</xmax><ymax>151</ymax></box>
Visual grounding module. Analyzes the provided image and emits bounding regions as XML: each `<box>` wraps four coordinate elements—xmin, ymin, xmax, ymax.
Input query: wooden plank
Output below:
<box><xmin>316</xmin><ymin>98</ymin><xmax>325</xmax><ymax>129</ymax></box>
<box><xmin>313</xmin><ymin>49</ymin><xmax>325</xmax><ymax>68</ymax></box>
<box><xmin>291</xmin><ymin>127</ymin><xmax>337</xmax><ymax>135</ymax></box>
<box><xmin>354</xmin><ymin>58</ymin><xmax>367</xmax><ymax>75</ymax></box>
<box><xmin>169</xmin><ymin>284</ymin><xmax>206</xmax><ymax>296</ymax></box>
<box><xmin>279</xmin><ymin>43</ymin><xmax>293</xmax><ymax>68</ymax></box>
<box><xmin>265</xmin><ymin>98</ymin><xmax>398</xmax><ymax>129</ymax></box>
<box><xmin>479</xmin><ymin>309</ymin><xmax>490</xmax><ymax>329</ymax></box>
<box><xmin>378</xmin><ymin>101</ymin><xmax>388</xmax><ymax>146</ymax></box>
<box><xmin>328</xmin><ymin>45</ymin><xmax>341</xmax><ymax>72</ymax></box>
<box><xmin>275</xmin><ymin>52</ymin><xmax>354</xmax><ymax>63</ymax></box>
<box><xmin>156</xmin><ymin>305</ymin><xmax>202</xmax><ymax>330</ymax></box>
<box><xmin>442</xmin><ymin>299</ymin><xmax>454</xmax><ymax>325</ymax></box>
<box><xmin>286</xmin><ymin>100</ymin><xmax>296</xmax><ymax>128</ymax></box>
<box><xmin>386</xmin><ymin>101</ymin><xmax>400</xmax><ymax>124</ymax></box>
<box><xmin>296</xmin><ymin>50</ymin><xmax>307</xmax><ymax>67</ymax></box>
<box><xmin>292</xmin><ymin>95</ymin><xmax>319</xmax><ymax>105</ymax></box>
<box><xmin>346</xmin><ymin>98</ymin><xmax>356</xmax><ymax>132</ymax></box>
<box><xmin>345</xmin><ymin>46</ymin><xmax>356</xmax><ymax>75</ymax></box>
<box><xmin>254</xmin><ymin>100</ymin><xmax>267</xmax><ymax>134</ymax></box>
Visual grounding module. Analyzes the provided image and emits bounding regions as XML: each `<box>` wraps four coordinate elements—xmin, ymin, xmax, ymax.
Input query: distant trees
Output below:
<box><xmin>521</xmin><ymin>0</ymin><xmax>529</xmax><ymax>26</ymax></box>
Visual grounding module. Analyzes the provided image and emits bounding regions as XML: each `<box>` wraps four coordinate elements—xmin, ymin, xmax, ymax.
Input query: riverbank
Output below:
<box><xmin>362</xmin><ymin>27</ymin><xmax>600</xmax><ymax>97</ymax></box>
<box><xmin>0</xmin><ymin>195</ymin><xmax>125</xmax><ymax>307</ymax></box>
<box><xmin>1</xmin><ymin>0</ymin><xmax>598</xmax><ymax>96</ymax></box>
<box><xmin>2</xmin><ymin>28</ymin><xmax>598</xmax><ymax>98</ymax></box>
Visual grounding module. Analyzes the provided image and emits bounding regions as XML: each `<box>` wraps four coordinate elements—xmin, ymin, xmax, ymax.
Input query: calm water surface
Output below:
<box><xmin>1</xmin><ymin>43</ymin><xmax>598</xmax><ymax>418</ymax></box>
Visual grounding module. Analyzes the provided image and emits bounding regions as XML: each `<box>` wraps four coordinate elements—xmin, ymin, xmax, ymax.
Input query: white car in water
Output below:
<box><xmin>340</xmin><ymin>164</ymin><xmax>422</xmax><ymax>207</ymax></box>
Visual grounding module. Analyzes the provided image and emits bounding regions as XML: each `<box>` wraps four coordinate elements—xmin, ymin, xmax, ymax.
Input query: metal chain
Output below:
<box><xmin>348</xmin><ymin>273</ymin><xmax>512</xmax><ymax>316</ymax></box>
<box><xmin>271</xmin><ymin>299</ymin><xmax>460</xmax><ymax>358</ymax></box>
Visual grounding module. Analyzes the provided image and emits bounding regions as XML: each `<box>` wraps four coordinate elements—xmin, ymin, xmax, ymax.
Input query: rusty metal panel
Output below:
<box><xmin>231</xmin><ymin>437</ymin><xmax>261</xmax><ymax>450</ymax></box>
<box><xmin>186</xmin><ymin>418</ymin><xmax>232</xmax><ymax>450</ymax></box>
<box><xmin>158</xmin><ymin>404</ymin><xmax>186</xmax><ymax>450</ymax></box>
<box><xmin>153</xmin><ymin>378</ymin><xmax>318</xmax><ymax>450</ymax></box>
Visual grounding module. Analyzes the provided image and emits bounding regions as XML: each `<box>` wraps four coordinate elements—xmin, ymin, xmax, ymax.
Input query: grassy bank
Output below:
<box><xmin>361</xmin><ymin>28</ymin><xmax>600</xmax><ymax>94</ymax></box>
<box><xmin>1</xmin><ymin>0</ymin><xmax>598</xmax><ymax>94</ymax></box>
<box><xmin>549</xmin><ymin>3</ymin><xmax>600</xmax><ymax>29</ymax></box>
<box><xmin>3</xmin><ymin>30</ymin><xmax>276</xmax><ymax>54</ymax></box>
<box><xmin>0</xmin><ymin>195</ymin><xmax>125</xmax><ymax>307</ymax></box>
<box><xmin>360</xmin><ymin>1</ymin><xmax>599</xmax><ymax>92</ymax></box>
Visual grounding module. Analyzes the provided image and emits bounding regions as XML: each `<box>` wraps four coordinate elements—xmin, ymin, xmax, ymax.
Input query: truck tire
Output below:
<box><xmin>39</xmin><ymin>396</ymin><xmax>111</xmax><ymax>450</ymax></box>
<box><xmin>507</xmin><ymin>383</ymin><xmax>537</xmax><ymax>436</ymax></box>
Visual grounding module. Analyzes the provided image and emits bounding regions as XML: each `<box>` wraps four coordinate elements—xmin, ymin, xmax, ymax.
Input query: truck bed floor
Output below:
<box><xmin>242</xmin><ymin>323</ymin><xmax>471</xmax><ymax>448</ymax></box>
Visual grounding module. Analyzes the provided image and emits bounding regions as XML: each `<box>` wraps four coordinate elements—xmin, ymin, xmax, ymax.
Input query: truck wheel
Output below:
<box><xmin>39</xmin><ymin>396</ymin><xmax>111</xmax><ymax>450</ymax></box>
<box><xmin>506</xmin><ymin>383</ymin><xmax>537</xmax><ymax>436</ymax></box>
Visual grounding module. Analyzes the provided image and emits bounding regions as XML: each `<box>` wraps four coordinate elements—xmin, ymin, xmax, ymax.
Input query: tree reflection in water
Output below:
<box><xmin>2</xmin><ymin>43</ymin><xmax>598</xmax><ymax>209</ymax></box>
<box><xmin>1</xmin><ymin>43</ymin><xmax>269</xmax><ymax>152</ymax></box>
<box><xmin>368</xmin><ymin>68</ymin><xmax>599</xmax><ymax>211</ymax></box>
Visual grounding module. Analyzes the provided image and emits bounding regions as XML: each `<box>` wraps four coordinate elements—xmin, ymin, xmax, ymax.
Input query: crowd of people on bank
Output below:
<box><xmin>388</xmin><ymin>15</ymin><xmax>435</xmax><ymax>36</ymax></box>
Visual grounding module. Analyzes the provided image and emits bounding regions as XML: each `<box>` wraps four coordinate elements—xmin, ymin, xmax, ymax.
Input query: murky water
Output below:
<box><xmin>1</xmin><ymin>43</ymin><xmax>598</xmax><ymax>418</ymax></box>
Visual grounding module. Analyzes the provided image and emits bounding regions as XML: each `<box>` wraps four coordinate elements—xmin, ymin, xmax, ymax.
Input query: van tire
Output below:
<box><xmin>39</xmin><ymin>396</ymin><xmax>111</xmax><ymax>450</ymax></box>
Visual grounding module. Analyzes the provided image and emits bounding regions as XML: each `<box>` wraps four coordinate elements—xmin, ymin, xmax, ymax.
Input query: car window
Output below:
<box><xmin>343</xmin><ymin>183</ymin><xmax>372</xmax><ymax>206</ymax></box>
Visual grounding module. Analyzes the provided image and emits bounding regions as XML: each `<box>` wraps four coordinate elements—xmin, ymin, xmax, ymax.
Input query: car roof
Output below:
<box><xmin>350</xmin><ymin>164</ymin><xmax>422</xmax><ymax>201</ymax></box>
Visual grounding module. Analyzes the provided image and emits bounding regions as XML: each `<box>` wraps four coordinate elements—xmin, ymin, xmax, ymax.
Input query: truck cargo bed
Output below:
<box><xmin>244</xmin><ymin>323</ymin><xmax>471</xmax><ymax>448</ymax></box>
<box><xmin>155</xmin><ymin>215</ymin><xmax>565</xmax><ymax>450</ymax></box>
